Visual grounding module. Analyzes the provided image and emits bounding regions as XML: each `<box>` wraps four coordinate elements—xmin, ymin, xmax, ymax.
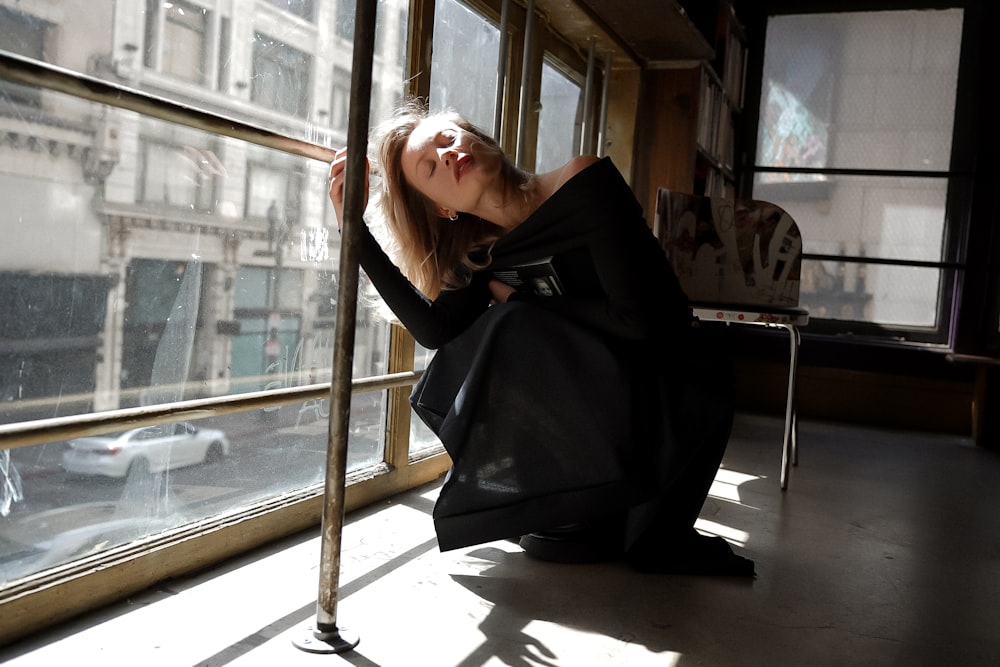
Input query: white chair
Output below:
<box><xmin>654</xmin><ymin>188</ymin><xmax>809</xmax><ymax>490</ymax></box>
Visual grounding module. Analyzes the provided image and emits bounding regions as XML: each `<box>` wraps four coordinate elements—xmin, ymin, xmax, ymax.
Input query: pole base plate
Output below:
<box><xmin>292</xmin><ymin>624</ymin><xmax>360</xmax><ymax>654</ymax></box>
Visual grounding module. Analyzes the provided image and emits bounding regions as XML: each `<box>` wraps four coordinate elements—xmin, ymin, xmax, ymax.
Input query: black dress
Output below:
<box><xmin>357</xmin><ymin>157</ymin><xmax>733</xmax><ymax>553</ymax></box>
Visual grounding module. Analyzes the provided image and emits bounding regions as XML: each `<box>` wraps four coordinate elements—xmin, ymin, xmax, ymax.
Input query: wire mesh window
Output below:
<box><xmin>752</xmin><ymin>9</ymin><xmax>965</xmax><ymax>343</ymax></box>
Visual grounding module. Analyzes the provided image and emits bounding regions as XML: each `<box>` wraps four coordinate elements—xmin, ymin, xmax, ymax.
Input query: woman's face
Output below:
<box><xmin>399</xmin><ymin>116</ymin><xmax>501</xmax><ymax>218</ymax></box>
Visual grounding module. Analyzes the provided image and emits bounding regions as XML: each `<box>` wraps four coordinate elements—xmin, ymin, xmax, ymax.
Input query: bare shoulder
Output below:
<box><xmin>562</xmin><ymin>154</ymin><xmax>601</xmax><ymax>180</ymax></box>
<box><xmin>545</xmin><ymin>155</ymin><xmax>601</xmax><ymax>192</ymax></box>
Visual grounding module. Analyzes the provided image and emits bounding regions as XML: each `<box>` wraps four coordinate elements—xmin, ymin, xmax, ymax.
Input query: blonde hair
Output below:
<box><xmin>371</xmin><ymin>100</ymin><xmax>529</xmax><ymax>298</ymax></box>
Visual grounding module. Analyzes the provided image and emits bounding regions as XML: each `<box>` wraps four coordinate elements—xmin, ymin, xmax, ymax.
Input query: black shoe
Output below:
<box><xmin>519</xmin><ymin>524</ymin><xmax>624</xmax><ymax>564</ymax></box>
<box><xmin>627</xmin><ymin>531</ymin><xmax>756</xmax><ymax>577</ymax></box>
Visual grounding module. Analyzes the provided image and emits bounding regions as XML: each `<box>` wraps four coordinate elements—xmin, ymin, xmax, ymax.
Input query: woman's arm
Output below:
<box><xmin>358</xmin><ymin>225</ymin><xmax>488</xmax><ymax>348</ymax></box>
<box><xmin>329</xmin><ymin>148</ymin><xmax>488</xmax><ymax>348</ymax></box>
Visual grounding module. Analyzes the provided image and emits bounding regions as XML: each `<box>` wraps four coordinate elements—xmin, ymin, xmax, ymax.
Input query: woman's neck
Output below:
<box><xmin>481</xmin><ymin>170</ymin><xmax>566</xmax><ymax>233</ymax></box>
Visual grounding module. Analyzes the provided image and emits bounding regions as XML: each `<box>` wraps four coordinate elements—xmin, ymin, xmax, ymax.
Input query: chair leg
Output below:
<box><xmin>780</xmin><ymin>324</ymin><xmax>801</xmax><ymax>491</ymax></box>
<box><xmin>792</xmin><ymin>325</ymin><xmax>801</xmax><ymax>467</ymax></box>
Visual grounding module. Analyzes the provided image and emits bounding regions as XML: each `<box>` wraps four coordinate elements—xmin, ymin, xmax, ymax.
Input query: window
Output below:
<box><xmin>251</xmin><ymin>32</ymin><xmax>312</xmax><ymax>118</ymax></box>
<box><xmin>336</xmin><ymin>0</ymin><xmax>356</xmax><ymax>40</ymax></box>
<box><xmin>0</xmin><ymin>0</ymin><xmax>615</xmax><ymax>638</ymax></box>
<box><xmin>329</xmin><ymin>0</ymin><xmax>410</xmax><ymax>128</ymax></box>
<box><xmin>162</xmin><ymin>0</ymin><xmax>209</xmax><ymax>84</ymax></box>
<box><xmin>397</xmin><ymin>8</ymin><xmax>408</xmax><ymax>68</ymax></box>
<box><xmin>0</xmin><ymin>69</ymin><xmax>400</xmax><ymax>587</ymax></box>
<box><xmin>144</xmin><ymin>0</ymin><xmax>211</xmax><ymax>85</ymax></box>
<box><xmin>140</xmin><ymin>140</ymin><xmax>216</xmax><ymax>211</ymax></box>
<box><xmin>262</xmin><ymin>0</ymin><xmax>316</xmax><ymax>21</ymax></box>
<box><xmin>429</xmin><ymin>0</ymin><xmax>500</xmax><ymax>132</ymax></box>
<box><xmin>217</xmin><ymin>17</ymin><xmax>232</xmax><ymax>91</ymax></box>
<box><xmin>246</xmin><ymin>161</ymin><xmax>300</xmax><ymax>223</ymax></box>
<box><xmin>0</xmin><ymin>6</ymin><xmax>49</xmax><ymax>107</ymax></box>
<box><xmin>752</xmin><ymin>9</ymin><xmax>964</xmax><ymax>343</ymax></box>
<box><xmin>535</xmin><ymin>58</ymin><xmax>582</xmax><ymax>173</ymax></box>
<box><xmin>330</xmin><ymin>66</ymin><xmax>351</xmax><ymax>134</ymax></box>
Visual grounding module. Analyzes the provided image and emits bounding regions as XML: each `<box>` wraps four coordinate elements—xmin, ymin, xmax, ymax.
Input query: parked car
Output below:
<box><xmin>62</xmin><ymin>422</ymin><xmax>230</xmax><ymax>479</ymax></box>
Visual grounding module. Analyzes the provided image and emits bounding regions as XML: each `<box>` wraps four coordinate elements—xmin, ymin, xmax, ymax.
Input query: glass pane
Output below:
<box><xmin>754</xmin><ymin>174</ymin><xmax>948</xmax><ymax>328</ymax></box>
<box><xmin>536</xmin><ymin>60</ymin><xmax>581</xmax><ymax>173</ymax></box>
<box><xmin>800</xmin><ymin>260</ymin><xmax>944</xmax><ymax>328</ymax></box>
<box><xmin>0</xmin><ymin>76</ymin><xmax>396</xmax><ymax>583</ymax></box>
<box><xmin>0</xmin><ymin>0</ymin><xmax>409</xmax><ymax>145</ymax></box>
<box><xmin>757</xmin><ymin>10</ymin><xmax>963</xmax><ymax>174</ymax></box>
<box><xmin>335</xmin><ymin>0</ymin><xmax>410</xmax><ymax>128</ymax></box>
<box><xmin>429</xmin><ymin>0</ymin><xmax>500</xmax><ymax>132</ymax></box>
<box><xmin>754</xmin><ymin>175</ymin><xmax>947</xmax><ymax>327</ymax></box>
<box><xmin>409</xmin><ymin>344</ymin><xmax>441</xmax><ymax>456</ymax></box>
<box><xmin>755</xmin><ymin>174</ymin><xmax>948</xmax><ymax>263</ymax></box>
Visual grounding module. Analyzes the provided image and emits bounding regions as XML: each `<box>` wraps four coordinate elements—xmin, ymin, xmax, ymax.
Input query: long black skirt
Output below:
<box><xmin>411</xmin><ymin>301</ymin><xmax>675</xmax><ymax>551</ymax></box>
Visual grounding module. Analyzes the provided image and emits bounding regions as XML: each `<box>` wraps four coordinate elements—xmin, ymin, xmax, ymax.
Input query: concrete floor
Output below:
<box><xmin>2</xmin><ymin>412</ymin><xmax>999</xmax><ymax>666</ymax></box>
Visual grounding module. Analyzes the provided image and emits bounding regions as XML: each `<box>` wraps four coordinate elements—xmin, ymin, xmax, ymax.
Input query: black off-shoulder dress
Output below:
<box><xmin>357</xmin><ymin>157</ymin><xmax>737</xmax><ymax>562</ymax></box>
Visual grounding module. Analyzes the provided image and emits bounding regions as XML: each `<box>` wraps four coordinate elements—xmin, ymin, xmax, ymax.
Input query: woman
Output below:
<box><xmin>329</xmin><ymin>102</ymin><xmax>753</xmax><ymax>576</ymax></box>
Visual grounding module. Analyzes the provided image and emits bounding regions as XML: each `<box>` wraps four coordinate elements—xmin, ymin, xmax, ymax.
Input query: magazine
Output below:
<box><xmin>492</xmin><ymin>256</ymin><xmax>564</xmax><ymax>297</ymax></box>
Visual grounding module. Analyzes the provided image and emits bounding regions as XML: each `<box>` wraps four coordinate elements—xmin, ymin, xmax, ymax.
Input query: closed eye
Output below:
<box><xmin>425</xmin><ymin>131</ymin><xmax>456</xmax><ymax>177</ymax></box>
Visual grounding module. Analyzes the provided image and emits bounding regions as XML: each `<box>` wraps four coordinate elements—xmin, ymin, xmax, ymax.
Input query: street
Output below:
<box><xmin>0</xmin><ymin>400</ymin><xmax>383</xmax><ymax>585</ymax></box>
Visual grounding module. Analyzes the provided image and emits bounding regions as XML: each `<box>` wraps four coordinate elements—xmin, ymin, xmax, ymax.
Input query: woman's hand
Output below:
<box><xmin>488</xmin><ymin>279</ymin><xmax>517</xmax><ymax>304</ymax></box>
<box><xmin>328</xmin><ymin>147</ymin><xmax>370</xmax><ymax>230</ymax></box>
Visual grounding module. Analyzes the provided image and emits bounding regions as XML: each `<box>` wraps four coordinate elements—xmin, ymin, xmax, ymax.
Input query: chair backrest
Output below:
<box><xmin>653</xmin><ymin>188</ymin><xmax>803</xmax><ymax>309</ymax></box>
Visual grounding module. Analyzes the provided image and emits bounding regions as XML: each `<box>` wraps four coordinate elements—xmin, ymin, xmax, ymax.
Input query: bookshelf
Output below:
<box><xmin>636</xmin><ymin>0</ymin><xmax>746</xmax><ymax>214</ymax></box>
<box><xmin>695</xmin><ymin>2</ymin><xmax>746</xmax><ymax>199</ymax></box>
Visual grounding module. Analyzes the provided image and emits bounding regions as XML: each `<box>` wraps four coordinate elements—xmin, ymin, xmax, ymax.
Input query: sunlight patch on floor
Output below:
<box><xmin>490</xmin><ymin>620</ymin><xmax>683</xmax><ymax>667</ymax></box>
<box><xmin>694</xmin><ymin>518</ymin><xmax>750</xmax><ymax>547</ymax></box>
<box><xmin>709</xmin><ymin>468</ymin><xmax>763</xmax><ymax>503</ymax></box>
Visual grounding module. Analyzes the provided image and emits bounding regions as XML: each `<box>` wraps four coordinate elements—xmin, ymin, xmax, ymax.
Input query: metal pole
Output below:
<box><xmin>580</xmin><ymin>38</ymin><xmax>596</xmax><ymax>155</ymax></box>
<box><xmin>515</xmin><ymin>0</ymin><xmax>535</xmax><ymax>168</ymax></box>
<box><xmin>493</xmin><ymin>0</ymin><xmax>510</xmax><ymax>141</ymax></box>
<box><xmin>292</xmin><ymin>0</ymin><xmax>377</xmax><ymax>655</ymax></box>
<box><xmin>597</xmin><ymin>52</ymin><xmax>611</xmax><ymax>157</ymax></box>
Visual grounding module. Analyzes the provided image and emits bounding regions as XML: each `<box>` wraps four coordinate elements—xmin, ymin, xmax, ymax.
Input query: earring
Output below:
<box><xmin>448</xmin><ymin>212</ymin><xmax>458</xmax><ymax>221</ymax></box>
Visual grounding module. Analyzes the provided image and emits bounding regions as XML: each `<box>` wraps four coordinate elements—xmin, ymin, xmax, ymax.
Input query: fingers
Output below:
<box><xmin>328</xmin><ymin>148</ymin><xmax>370</xmax><ymax>193</ymax></box>
<box><xmin>327</xmin><ymin>148</ymin><xmax>371</xmax><ymax>229</ymax></box>
<box><xmin>328</xmin><ymin>148</ymin><xmax>349</xmax><ymax>227</ymax></box>
<box><xmin>328</xmin><ymin>148</ymin><xmax>347</xmax><ymax>193</ymax></box>
<box><xmin>488</xmin><ymin>279</ymin><xmax>516</xmax><ymax>304</ymax></box>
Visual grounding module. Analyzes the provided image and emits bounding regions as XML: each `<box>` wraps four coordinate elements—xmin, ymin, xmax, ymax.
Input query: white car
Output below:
<box><xmin>62</xmin><ymin>422</ymin><xmax>230</xmax><ymax>479</ymax></box>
